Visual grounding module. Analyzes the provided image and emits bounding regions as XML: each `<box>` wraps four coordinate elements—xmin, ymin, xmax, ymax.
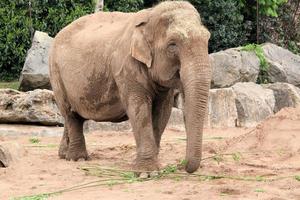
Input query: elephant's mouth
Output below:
<box><xmin>169</xmin><ymin>69</ymin><xmax>180</xmax><ymax>81</ymax></box>
<box><xmin>174</xmin><ymin>70</ymin><xmax>180</xmax><ymax>79</ymax></box>
<box><xmin>158</xmin><ymin>70</ymin><xmax>181</xmax><ymax>88</ymax></box>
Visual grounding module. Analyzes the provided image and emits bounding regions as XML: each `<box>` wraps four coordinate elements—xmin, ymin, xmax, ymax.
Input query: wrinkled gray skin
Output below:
<box><xmin>49</xmin><ymin>1</ymin><xmax>211</xmax><ymax>173</ymax></box>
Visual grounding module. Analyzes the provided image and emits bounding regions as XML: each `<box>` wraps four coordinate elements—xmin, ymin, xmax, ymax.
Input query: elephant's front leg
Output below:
<box><xmin>152</xmin><ymin>89</ymin><xmax>174</xmax><ymax>149</ymax></box>
<box><xmin>126</xmin><ymin>95</ymin><xmax>159</xmax><ymax>172</ymax></box>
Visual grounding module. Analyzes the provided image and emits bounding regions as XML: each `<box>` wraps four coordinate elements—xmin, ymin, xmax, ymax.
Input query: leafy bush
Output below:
<box><xmin>258</xmin><ymin>0</ymin><xmax>287</xmax><ymax>17</ymax></box>
<box><xmin>104</xmin><ymin>0</ymin><xmax>144</xmax><ymax>12</ymax></box>
<box><xmin>189</xmin><ymin>0</ymin><xmax>252</xmax><ymax>53</ymax></box>
<box><xmin>143</xmin><ymin>0</ymin><xmax>159</xmax><ymax>7</ymax></box>
<box><xmin>31</xmin><ymin>0</ymin><xmax>95</xmax><ymax>37</ymax></box>
<box><xmin>258</xmin><ymin>0</ymin><xmax>300</xmax><ymax>54</ymax></box>
<box><xmin>0</xmin><ymin>0</ymin><xmax>95</xmax><ymax>81</ymax></box>
<box><xmin>0</xmin><ymin>2</ymin><xmax>31</xmax><ymax>81</ymax></box>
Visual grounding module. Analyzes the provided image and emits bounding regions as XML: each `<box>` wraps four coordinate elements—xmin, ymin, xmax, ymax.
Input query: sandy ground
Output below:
<box><xmin>1</xmin><ymin>106</ymin><xmax>300</xmax><ymax>200</ymax></box>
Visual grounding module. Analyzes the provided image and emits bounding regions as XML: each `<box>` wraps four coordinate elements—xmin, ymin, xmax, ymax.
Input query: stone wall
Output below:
<box><xmin>3</xmin><ymin>31</ymin><xmax>299</xmax><ymax>131</ymax></box>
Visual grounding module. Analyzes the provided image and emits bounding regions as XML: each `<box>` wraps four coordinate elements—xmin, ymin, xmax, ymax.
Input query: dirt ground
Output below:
<box><xmin>1</xmin><ymin>106</ymin><xmax>300</xmax><ymax>200</ymax></box>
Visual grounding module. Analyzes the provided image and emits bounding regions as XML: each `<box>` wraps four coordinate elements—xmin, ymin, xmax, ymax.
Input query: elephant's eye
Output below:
<box><xmin>167</xmin><ymin>43</ymin><xmax>177</xmax><ymax>54</ymax></box>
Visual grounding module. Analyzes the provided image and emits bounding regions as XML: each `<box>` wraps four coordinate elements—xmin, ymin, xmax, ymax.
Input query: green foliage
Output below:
<box><xmin>161</xmin><ymin>164</ymin><xmax>178</xmax><ymax>174</ymax></box>
<box><xmin>242</xmin><ymin>44</ymin><xmax>270</xmax><ymax>84</ymax></box>
<box><xmin>104</xmin><ymin>0</ymin><xmax>144</xmax><ymax>12</ymax></box>
<box><xmin>120</xmin><ymin>171</ymin><xmax>139</xmax><ymax>183</ymax></box>
<box><xmin>212</xmin><ymin>154</ymin><xmax>224</xmax><ymax>164</ymax></box>
<box><xmin>29</xmin><ymin>137</ymin><xmax>40</xmax><ymax>144</ymax></box>
<box><xmin>189</xmin><ymin>0</ymin><xmax>252</xmax><ymax>52</ymax></box>
<box><xmin>0</xmin><ymin>2</ymin><xmax>31</xmax><ymax>81</ymax></box>
<box><xmin>0</xmin><ymin>0</ymin><xmax>95</xmax><ymax>81</ymax></box>
<box><xmin>144</xmin><ymin>0</ymin><xmax>159</xmax><ymax>7</ymax></box>
<box><xmin>288</xmin><ymin>41</ymin><xmax>300</xmax><ymax>55</ymax></box>
<box><xmin>30</xmin><ymin>0</ymin><xmax>95</xmax><ymax>37</ymax></box>
<box><xmin>232</xmin><ymin>152</ymin><xmax>242</xmax><ymax>162</ymax></box>
<box><xmin>239</xmin><ymin>0</ymin><xmax>287</xmax><ymax>19</ymax></box>
<box><xmin>0</xmin><ymin>81</ymin><xmax>20</xmax><ymax>90</ymax></box>
<box><xmin>12</xmin><ymin>194</ymin><xmax>50</xmax><ymax>200</ymax></box>
<box><xmin>259</xmin><ymin>0</ymin><xmax>300</xmax><ymax>54</ymax></box>
<box><xmin>179</xmin><ymin>159</ymin><xmax>188</xmax><ymax>166</ymax></box>
<box><xmin>254</xmin><ymin>188</ymin><xmax>266</xmax><ymax>193</ymax></box>
<box><xmin>258</xmin><ymin>0</ymin><xmax>287</xmax><ymax>17</ymax></box>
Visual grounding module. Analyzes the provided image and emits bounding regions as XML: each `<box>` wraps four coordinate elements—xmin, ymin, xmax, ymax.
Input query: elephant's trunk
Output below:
<box><xmin>180</xmin><ymin>51</ymin><xmax>211</xmax><ymax>173</ymax></box>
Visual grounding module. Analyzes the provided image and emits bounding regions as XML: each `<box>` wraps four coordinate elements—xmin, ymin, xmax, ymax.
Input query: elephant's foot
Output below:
<box><xmin>66</xmin><ymin>149</ymin><xmax>89</xmax><ymax>161</ymax></box>
<box><xmin>65</xmin><ymin>143</ymin><xmax>89</xmax><ymax>161</ymax></box>
<box><xmin>133</xmin><ymin>158</ymin><xmax>159</xmax><ymax>175</ymax></box>
<box><xmin>134</xmin><ymin>160</ymin><xmax>160</xmax><ymax>179</ymax></box>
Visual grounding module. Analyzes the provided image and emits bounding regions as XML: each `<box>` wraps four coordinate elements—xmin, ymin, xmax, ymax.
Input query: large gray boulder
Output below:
<box><xmin>210</xmin><ymin>48</ymin><xmax>260</xmax><ymax>88</ymax></box>
<box><xmin>0</xmin><ymin>89</ymin><xmax>63</xmax><ymax>126</ymax></box>
<box><xmin>263</xmin><ymin>82</ymin><xmax>300</xmax><ymax>112</ymax></box>
<box><xmin>173</xmin><ymin>89</ymin><xmax>238</xmax><ymax>128</ymax></box>
<box><xmin>262</xmin><ymin>43</ymin><xmax>300</xmax><ymax>87</ymax></box>
<box><xmin>19</xmin><ymin>31</ymin><xmax>53</xmax><ymax>91</ymax></box>
<box><xmin>232</xmin><ymin>82</ymin><xmax>275</xmax><ymax>127</ymax></box>
<box><xmin>207</xmin><ymin>88</ymin><xmax>238</xmax><ymax>128</ymax></box>
<box><xmin>167</xmin><ymin>107</ymin><xmax>185</xmax><ymax>131</ymax></box>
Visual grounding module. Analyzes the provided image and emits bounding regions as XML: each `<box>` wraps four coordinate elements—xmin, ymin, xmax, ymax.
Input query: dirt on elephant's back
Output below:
<box><xmin>1</xmin><ymin>107</ymin><xmax>300</xmax><ymax>200</ymax></box>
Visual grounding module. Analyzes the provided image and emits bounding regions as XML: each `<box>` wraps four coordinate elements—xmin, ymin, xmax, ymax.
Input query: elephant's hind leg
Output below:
<box><xmin>64</xmin><ymin>112</ymin><xmax>88</xmax><ymax>161</ymax></box>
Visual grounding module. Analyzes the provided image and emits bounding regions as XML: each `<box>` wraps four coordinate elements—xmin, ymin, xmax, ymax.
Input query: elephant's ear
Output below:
<box><xmin>131</xmin><ymin>19</ymin><xmax>152</xmax><ymax>68</ymax></box>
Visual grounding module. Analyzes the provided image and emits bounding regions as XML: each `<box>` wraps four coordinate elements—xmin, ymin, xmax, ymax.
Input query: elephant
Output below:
<box><xmin>49</xmin><ymin>1</ymin><xmax>211</xmax><ymax>174</ymax></box>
